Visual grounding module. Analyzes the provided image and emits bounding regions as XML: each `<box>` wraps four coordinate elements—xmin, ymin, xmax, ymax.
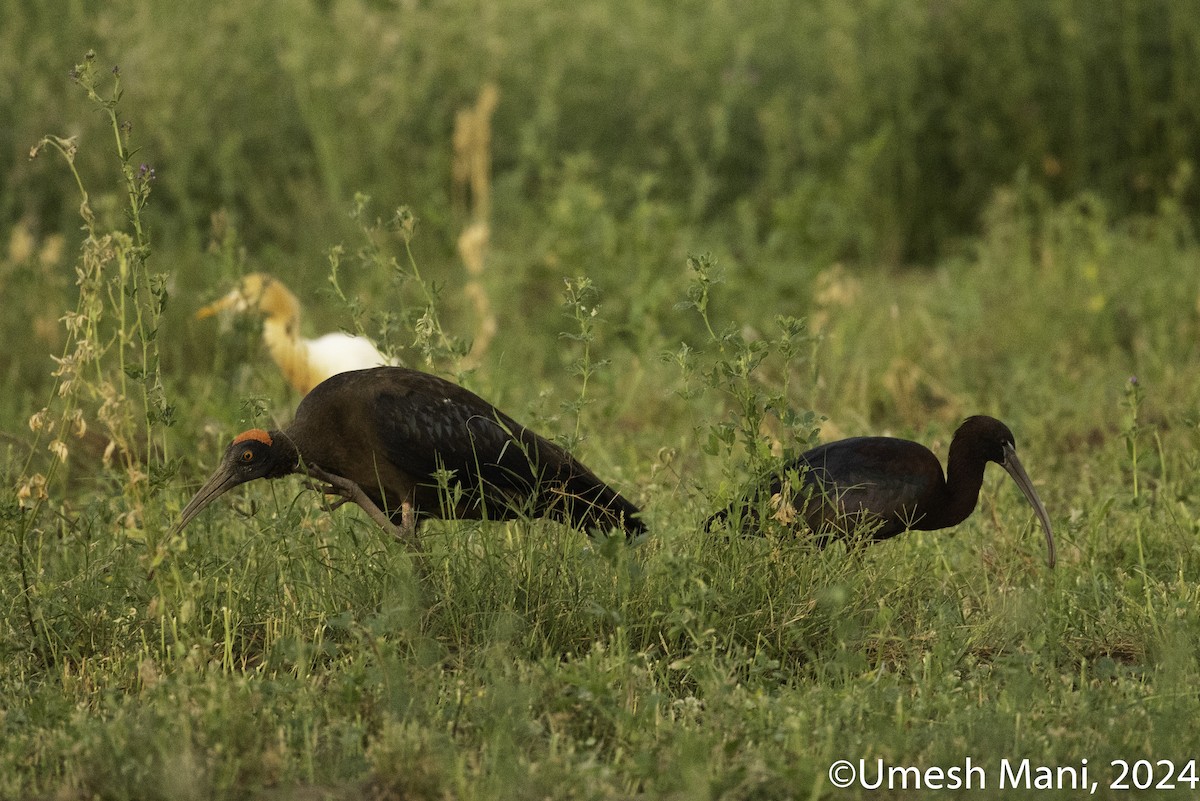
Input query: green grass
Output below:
<box><xmin>5</xmin><ymin>7</ymin><xmax>1200</xmax><ymax>800</ymax></box>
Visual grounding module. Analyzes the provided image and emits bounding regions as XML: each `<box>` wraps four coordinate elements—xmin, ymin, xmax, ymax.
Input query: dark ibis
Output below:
<box><xmin>708</xmin><ymin>415</ymin><xmax>1056</xmax><ymax>567</ymax></box>
<box><xmin>171</xmin><ymin>367</ymin><xmax>645</xmax><ymax>547</ymax></box>
<box><xmin>197</xmin><ymin>273</ymin><xmax>393</xmax><ymax>394</ymax></box>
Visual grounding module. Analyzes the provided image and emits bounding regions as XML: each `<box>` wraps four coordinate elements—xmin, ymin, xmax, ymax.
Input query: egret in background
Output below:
<box><xmin>196</xmin><ymin>273</ymin><xmax>393</xmax><ymax>394</ymax></box>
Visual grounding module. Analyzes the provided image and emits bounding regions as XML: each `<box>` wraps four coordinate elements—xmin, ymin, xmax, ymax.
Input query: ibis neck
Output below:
<box><xmin>266</xmin><ymin>431</ymin><xmax>302</xmax><ymax>478</ymax></box>
<box><xmin>924</xmin><ymin>440</ymin><xmax>988</xmax><ymax>529</ymax></box>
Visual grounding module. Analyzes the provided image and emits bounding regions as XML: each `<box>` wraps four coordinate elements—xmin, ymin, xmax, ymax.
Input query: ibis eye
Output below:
<box><xmin>241</xmin><ymin>449</ymin><xmax>255</xmax><ymax>462</ymax></box>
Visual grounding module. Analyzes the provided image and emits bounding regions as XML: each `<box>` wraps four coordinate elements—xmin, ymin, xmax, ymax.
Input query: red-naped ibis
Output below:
<box><xmin>171</xmin><ymin>367</ymin><xmax>645</xmax><ymax>546</ymax></box>
<box><xmin>708</xmin><ymin>415</ymin><xmax>1056</xmax><ymax>567</ymax></box>
<box><xmin>196</xmin><ymin>273</ymin><xmax>393</xmax><ymax>394</ymax></box>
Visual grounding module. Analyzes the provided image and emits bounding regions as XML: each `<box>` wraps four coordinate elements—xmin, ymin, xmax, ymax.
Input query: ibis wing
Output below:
<box><xmin>792</xmin><ymin>437</ymin><xmax>944</xmax><ymax>537</ymax></box>
<box><xmin>371</xmin><ymin>386</ymin><xmax>550</xmax><ymax>498</ymax></box>
<box><xmin>371</xmin><ymin>381</ymin><xmax>642</xmax><ymax>532</ymax></box>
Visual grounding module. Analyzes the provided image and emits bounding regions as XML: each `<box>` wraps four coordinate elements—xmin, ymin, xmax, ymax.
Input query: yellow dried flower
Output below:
<box><xmin>17</xmin><ymin>473</ymin><xmax>48</xmax><ymax>508</ymax></box>
<box><xmin>48</xmin><ymin>440</ymin><xmax>69</xmax><ymax>462</ymax></box>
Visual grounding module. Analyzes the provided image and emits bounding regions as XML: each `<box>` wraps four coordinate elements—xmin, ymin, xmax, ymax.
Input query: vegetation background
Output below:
<box><xmin>3</xmin><ymin>0</ymin><xmax>1200</xmax><ymax>798</ymax></box>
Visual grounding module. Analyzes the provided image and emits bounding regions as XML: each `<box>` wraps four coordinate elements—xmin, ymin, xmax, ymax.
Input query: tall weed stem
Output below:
<box><xmin>15</xmin><ymin>52</ymin><xmax>172</xmax><ymax>662</ymax></box>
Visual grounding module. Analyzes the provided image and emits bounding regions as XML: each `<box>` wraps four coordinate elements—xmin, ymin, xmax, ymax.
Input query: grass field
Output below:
<box><xmin>4</xmin><ymin>3</ymin><xmax>1200</xmax><ymax>799</ymax></box>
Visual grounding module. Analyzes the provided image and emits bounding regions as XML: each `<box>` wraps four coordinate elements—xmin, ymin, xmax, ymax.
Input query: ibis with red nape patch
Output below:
<box><xmin>171</xmin><ymin>367</ymin><xmax>645</xmax><ymax>546</ymax></box>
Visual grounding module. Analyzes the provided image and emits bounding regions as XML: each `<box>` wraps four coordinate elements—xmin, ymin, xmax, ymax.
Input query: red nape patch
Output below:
<box><xmin>232</xmin><ymin>428</ymin><xmax>273</xmax><ymax>446</ymax></box>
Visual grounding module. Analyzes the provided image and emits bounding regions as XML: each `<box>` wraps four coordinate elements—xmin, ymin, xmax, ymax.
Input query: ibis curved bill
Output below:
<box><xmin>996</xmin><ymin>441</ymin><xmax>1056</xmax><ymax>568</ymax></box>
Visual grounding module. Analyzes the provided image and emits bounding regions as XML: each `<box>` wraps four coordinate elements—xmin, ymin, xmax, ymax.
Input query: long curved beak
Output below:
<box><xmin>1001</xmin><ymin>443</ymin><xmax>1056</xmax><ymax>568</ymax></box>
<box><xmin>195</xmin><ymin>289</ymin><xmax>243</xmax><ymax>320</ymax></box>
<box><xmin>170</xmin><ymin>464</ymin><xmax>243</xmax><ymax>536</ymax></box>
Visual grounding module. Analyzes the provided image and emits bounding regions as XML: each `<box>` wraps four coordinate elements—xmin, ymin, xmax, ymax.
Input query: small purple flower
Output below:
<box><xmin>1128</xmin><ymin>375</ymin><xmax>1139</xmax><ymax>386</ymax></box>
<box><xmin>138</xmin><ymin>163</ymin><xmax>156</xmax><ymax>181</ymax></box>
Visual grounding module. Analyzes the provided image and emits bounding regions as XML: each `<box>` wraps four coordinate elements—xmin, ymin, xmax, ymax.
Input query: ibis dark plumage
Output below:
<box><xmin>172</xmin><ymin>367</ymin><xmax>645</xmax><ymax>544</ymax></box>
<box><xmin>709</xmin><ymin>415</ymin><xmax>1055</xmax><ymax>567</ymax></box>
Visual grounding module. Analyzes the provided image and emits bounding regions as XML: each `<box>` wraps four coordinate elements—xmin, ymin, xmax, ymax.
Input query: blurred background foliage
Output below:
<box><xmin>3</xmin><ymin>0</ymin><xmax>1197</xmax><ymax>415</ymax></box>
<box><xmin>3</xmin><ymin>0</ymin><xmax>1196</xmax><ymax>265</ymax></box>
